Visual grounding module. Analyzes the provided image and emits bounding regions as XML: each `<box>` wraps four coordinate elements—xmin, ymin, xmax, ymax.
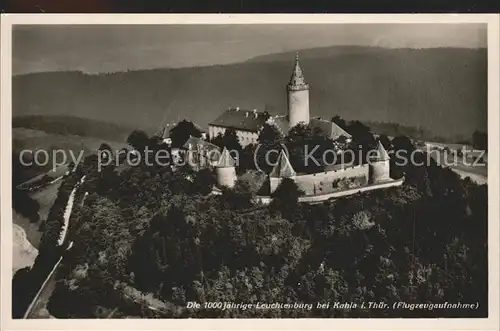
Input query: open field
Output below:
<box><xmin>13</xmin><ymin>224</ymin><xmax>39</xmax><ymax>274</ymax></box>
<box><xmin>435</xmin><ymin>156</ymin><xmax>487</xmax><ymax>185</ymax></box>
<box><xmin>452</xmin><ymin>169</ymin><xmax>487</xmax><ymax>185</ymax></box>
<box><xmin>13</xmin><ymin>127</ymin><xmax>129</xmax><ymax>159</ymax></box>
<box><xmin>13</xmin><ymin>181</ymin><xmax>63</xmax><ymax>249</ymax></box>
<box><xmin>13</xmin><ymin>127</ymin><xmax>130</xmax><ymax>186</ymax></box>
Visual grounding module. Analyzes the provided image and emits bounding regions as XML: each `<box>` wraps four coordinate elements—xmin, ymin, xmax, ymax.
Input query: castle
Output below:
<box><xmin>210</xmin><ymin>52</ymin><xmax>401</xmax><ymax>199</ymax></box>
<box><xmin>208</xmin><ymin>52</ymin><xmax>352</xmax><ymax>146</ymax></box>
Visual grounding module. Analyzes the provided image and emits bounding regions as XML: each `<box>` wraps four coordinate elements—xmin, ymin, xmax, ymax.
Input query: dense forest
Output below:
<box><xmin>13</xmin><ymin>117</ymin><xmax>488</xmax><ymax>319</ymax></box>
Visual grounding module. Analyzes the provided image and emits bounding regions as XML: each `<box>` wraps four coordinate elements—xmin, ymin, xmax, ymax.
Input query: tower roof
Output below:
<box><xmin>216</xmin><ymin>147</ymin><xmax>236</xmax><ymax>168</ymax></box>
<box><xmin>270</xmin><ymin>149</ymin><xmax>296</xmax><ymax>178</ymax></box>
<box><xmin>155</xmin><ymin>127</ymin><xmax>169</xmax><ymax>139</ymax></box>
<box><xmin>374</xmin><ymin>140</ymin><xmax>390</xmax><ymax>161</ymax></box>
<box><xmin>161</xmin><ymin>127</ymin><xmax>170</xmax><ymax>139</ymax></box>
<box><xmin>288</xmin><ymin>51</ymin><xmax>309</xmax><ymax>91</ymax></box>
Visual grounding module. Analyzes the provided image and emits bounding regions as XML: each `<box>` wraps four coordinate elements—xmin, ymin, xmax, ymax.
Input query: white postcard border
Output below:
<box><xmin>1</xmin><ymin>13</ymin><xmax>499</xmax><ymax>331</ymax></box>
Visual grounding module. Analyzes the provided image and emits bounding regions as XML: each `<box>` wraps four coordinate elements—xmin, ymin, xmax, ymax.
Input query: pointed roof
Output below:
<box><xmin>155</xmin><ymin>127</ymin><xmax>169</xmax><ymax>139</ymax></box>
<box><xmin>374</xmin><ymin>140</ymin><xmax>390</xmax><ymax>161</ymax></box>
<box><xmin>216</xmin><ymin>147</ymin><xmax>236</xmax><ymax>168</ymax></box>
<box><xmin>309</xmin><ymin>117</ymin><xmax>352</xmax><ymax>140</ymax></box>
<box><xmin>161</xmin><ymin>127</ymin><xmax>170</xmax><ymax>139</ymax></box>
<box><xmin>287</xmin><ymin>51</ymin><xmax>309</xmax><ymax>91</ymax></box>
<box><xmin>183</xmin><ymin>135</ymin><xmax>220</xmax><ymax>152</ymax></box>
<box><xmin>270</xmin><ymin>149</ymin><xmax>296</xmax><ymax>178</ymax></box>
<box><xmin>267</xmin><ymin>116</ymin><xmax>352</xmax><ymax>141</ymax></box>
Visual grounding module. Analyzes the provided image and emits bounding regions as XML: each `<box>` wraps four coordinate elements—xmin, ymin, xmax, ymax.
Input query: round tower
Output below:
<box><xmin>216</xmin><ymin>147</ymin><xmax>237</xmax><ymax>188</ymax></box>
<box><xmin>287</xmin><ymin>51</ymin><xmax>310</xmax><ymax>129</ymax></box>
<box><xmin>369</xmin><ymin>140</ymin><xmax>391</xmax><ymax>184</ymax></box>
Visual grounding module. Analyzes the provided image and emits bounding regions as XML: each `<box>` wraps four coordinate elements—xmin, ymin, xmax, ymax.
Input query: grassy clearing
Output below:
<box><xmin>13</xmin><ymin>181</ymin><xmax>63</xmax><ymax>249</ymax></box>
<box><xmin>13</xmin><ymin>224</ymin><xmax>39</xmax><ymax>274</ymax></box>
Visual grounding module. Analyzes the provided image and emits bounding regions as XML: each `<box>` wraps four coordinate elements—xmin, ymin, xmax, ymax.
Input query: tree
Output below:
<box><xmin>239</xmin><ymin>143</ymin><xmax>257</xmax><ymax>172</ymax></box>
<box><xmin>253</xmin><ymin>124</ymin><xmax>284</xmax><ymax>174</ymax></box>
<box><xmin>12</xmin><ymin>188</ymin><xmax>40</xmax><ymax>223</ymax></box>
<box><xmin>270</xmin><ymin>178</ymin><xmax>304</xmax><ymax>220</ymax></box>
<box><xmin>331</xmin><ymin>115</ymin><xmax>347</xmax><ymax>130</ymax></box>
<box><xmin>257</xmin><ymin>123</ymin><xmax>282</xmax><ymax>146</ymax></box>
<box><xmin>221</xmin><ymin>180</ymin><xmax>254</xmax><ymax>210</ymax></box>
<box><xmin>126</xmin><ymin>130</ymin><xmax>149</xmax><ymax>152</ymax></box>
<box><xmin>378</xmin><ymin>134</ymin><xmax>392</xmax><ymax>151</ymax></box>
<box><xmin>169</xmin><ymin>120</ymin><xmax>203</xmax><ymax>148</ymax></box>
<box><xmin>212</xmin><ymin>128</ymin><xmax>242</xmax><ymax>159</ymax></box>
<box><xmin>99</xmin><ymin>143</ymin><xmax>112</xmax><ymax>153</ymax></box>
<box><xmin>286</xmin><ymin>123</ymin><xmax>330</xmax><ymax>173</ymax></box>
<box><xmin>472</xmin><ymin>131</ymin><xmax>487</xmax><ymax>151</ymax></box>
<box><xmin>192</xmin><ymin>168</ymin><xmax>216</xmax><ymax>195</ymax></box>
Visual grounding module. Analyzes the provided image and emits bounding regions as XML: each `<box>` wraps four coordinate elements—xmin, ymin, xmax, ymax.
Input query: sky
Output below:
<box><xmin>12</xmin><ymin>24</ymin><xmax>487</xmax><ymax>75</ymax></box>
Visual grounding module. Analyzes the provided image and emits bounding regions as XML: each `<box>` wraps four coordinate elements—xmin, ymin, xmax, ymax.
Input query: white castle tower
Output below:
<box><xmin>287</xmin><ymin>51</ymin><xmax>310</xmax><ymax>129</ymax></box>
<box><xmin>216</xmin><ymin>147</ymin><xmax>237</xmax><ymax>188</ymax></box>
<box><xmin>369</xmin><ymin>140</ymin><xmax>391</xmax><ymax>184</ymax></box>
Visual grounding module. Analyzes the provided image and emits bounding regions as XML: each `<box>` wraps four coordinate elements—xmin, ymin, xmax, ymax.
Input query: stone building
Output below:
<box><xmin>208</xmin><ymin>108</ymin><xmax>269</xmax><ymax>147</ymax></box>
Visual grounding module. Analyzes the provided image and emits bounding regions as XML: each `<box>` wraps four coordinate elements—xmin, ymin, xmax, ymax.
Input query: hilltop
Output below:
<box><xmin>13</xmin><ymin>46</ymin><xmax>487</xmax><ymax>142</ymax></box>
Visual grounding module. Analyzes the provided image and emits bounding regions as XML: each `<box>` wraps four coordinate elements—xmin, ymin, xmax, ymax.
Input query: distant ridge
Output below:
<box><xmin>246</xmin><ymin>45</ymin><xmax>486</xmax><ymax>63</ymax></box>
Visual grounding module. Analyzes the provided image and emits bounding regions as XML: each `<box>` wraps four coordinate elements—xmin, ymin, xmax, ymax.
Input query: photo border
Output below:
<box><xmin>1</xmin><ymin>13</ymin><xmax>499</xmax><ymax>331</ymax></box>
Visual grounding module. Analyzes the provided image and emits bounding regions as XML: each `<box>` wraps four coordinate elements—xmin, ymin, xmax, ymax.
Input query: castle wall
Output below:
<box><xmin>270</xmin><ymin>164</ymin><xmax>369</xmax><ymax>195</ymax></box>
<box><xmin>287</xmin><ymin>89</ymin><xmax>310</xmax><ymax>128</ymax></box>
<box><xmin>216</xmin><ymin>166</ymin><xmax>237</xmax><ymax>188</ymax></box>
<box><xmin>370</xmin><ymin>160</ymin><xmax>391</xmax><ymax>184</ymax></box>
<box><xmin>259</xmin><ymin>177</ymin><xmax>404</xmax><ymax>205</ymax></box>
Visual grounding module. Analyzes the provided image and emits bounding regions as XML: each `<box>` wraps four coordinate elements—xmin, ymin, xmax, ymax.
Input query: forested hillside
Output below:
<box><xmin>18</xmin><ymin>129</ymin><xmax>486</xmax><ymax>318</ymax></box>
<box><xmin>13</xmin><ymin>46</ymin><xmax>487</xmax><ymax>142</ymax></box>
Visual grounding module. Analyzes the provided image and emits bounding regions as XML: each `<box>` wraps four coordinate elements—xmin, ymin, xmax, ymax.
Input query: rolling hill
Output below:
<box><xmin>12</xmin><ymin>125</ymin><xmax>130</xmax><ymax>186</ymax></box>
<box><xmin>13</xmin><ymin>46</ymin><xmax>487</xmax><ymax>142</ymax></box>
